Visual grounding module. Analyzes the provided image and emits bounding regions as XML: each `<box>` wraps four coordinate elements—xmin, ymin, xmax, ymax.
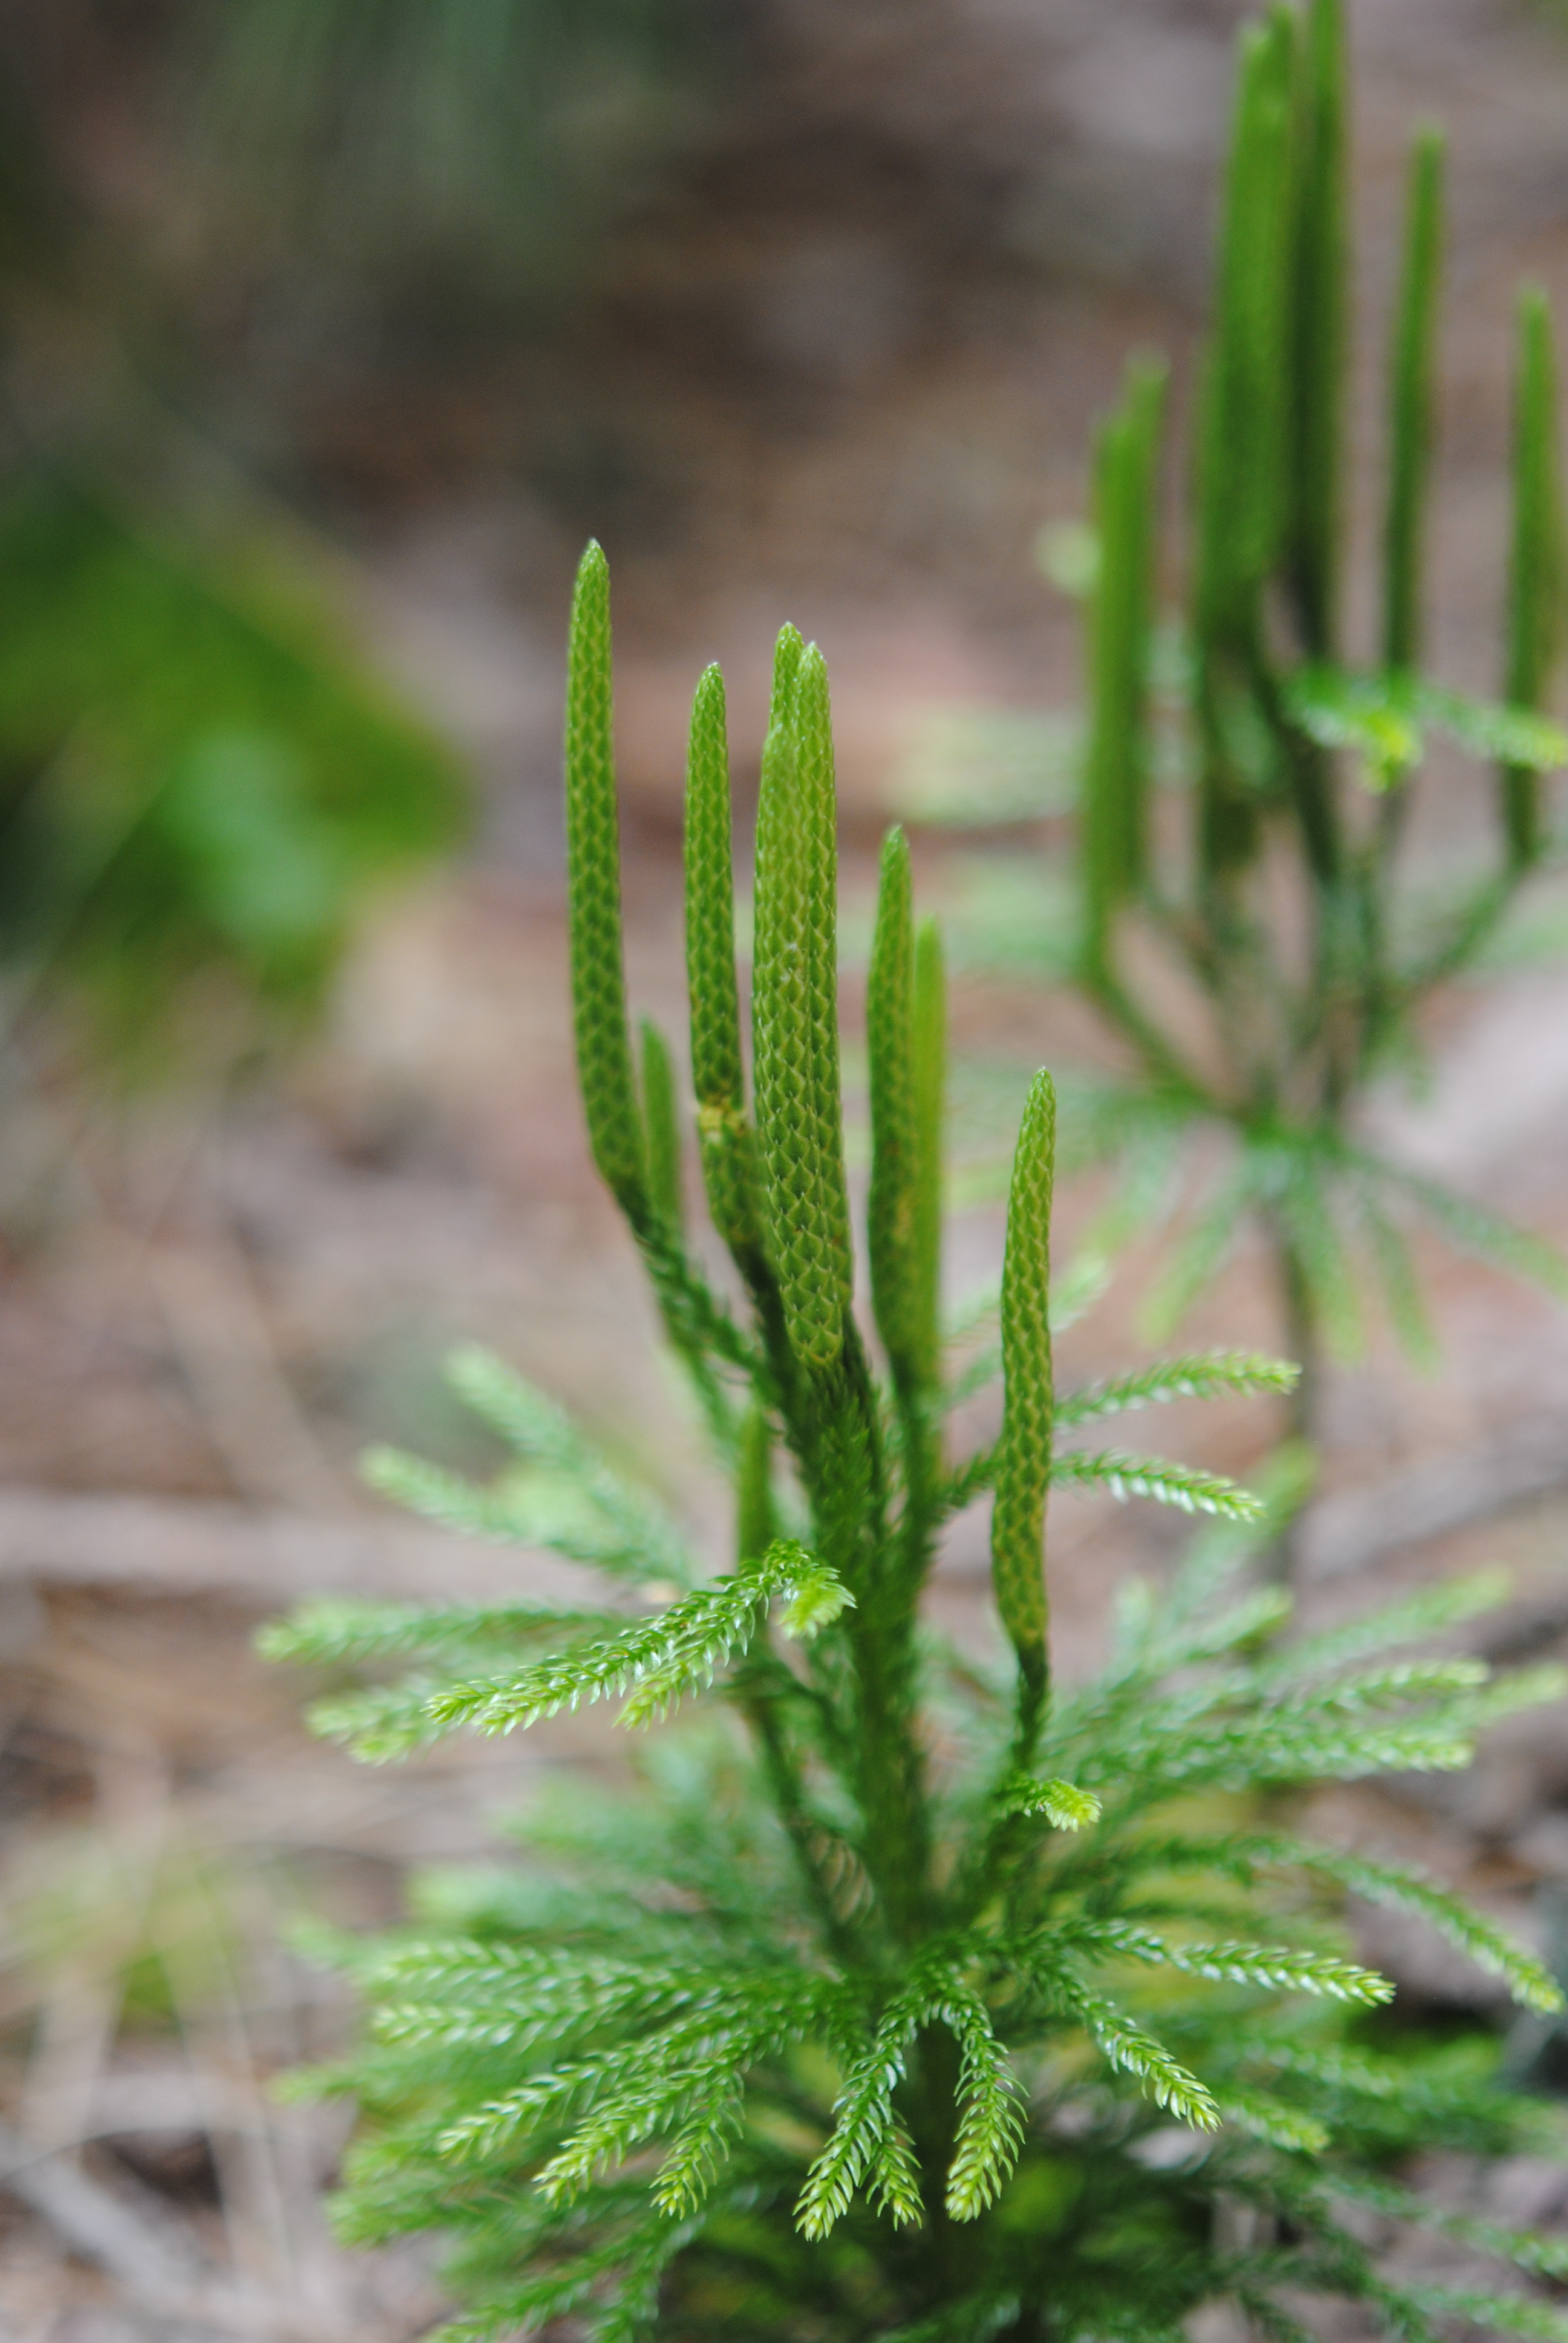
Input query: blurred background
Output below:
<box><xmin>8</xmin><ymin>0</ymin><xmax>1568</xmax><ymax>2335</ymax></box>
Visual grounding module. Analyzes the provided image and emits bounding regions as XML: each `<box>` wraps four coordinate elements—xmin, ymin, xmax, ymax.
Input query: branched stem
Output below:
<box><xmin>270</xmin><ymin>304</ymin><xmax>1568</xmax><ymax>2338</ymax></box>
<box><xmin>1063</xmin><ymin>22</ymin><xmax>1566</xmax><ymax>1512</ymax></box>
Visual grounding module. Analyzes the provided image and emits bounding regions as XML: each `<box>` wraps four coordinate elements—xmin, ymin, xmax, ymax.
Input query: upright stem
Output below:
<box><xmin>742</xmin><ymin>1681</ymin><xmax>863</xmax><ymax>1968</ymax></box>
<box><xmin>1267</xmin><ymin>1224</ymin><xmax>1321</xmax><ymax>1580</ymax></box>
<box><xmin>803</xmin><ymin>1334</ymin><xmax>933</xmax><ymax>1947</ymax></box>
<box><xmin>1279</xmin><ymin>1231</ymin><xmax>1321</xmax><ymax>1439</ymax></box>
<box><xmin>894</xmin><ymin>1387</ymin><xmax>941</xmax><ymax>1599</ymax></box>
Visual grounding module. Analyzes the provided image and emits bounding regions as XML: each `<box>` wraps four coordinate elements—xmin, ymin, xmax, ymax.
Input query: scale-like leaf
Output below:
<box><xmin>362</xmin><ymin>1443</ymin><xmax>690</xmax><ymax>1587</ymax></box>
<box><xmin>640</xmin><ymin>1018</ymin><xmax>684</xmax><ymax>1233</ymax></box>
<box><xmin>795</xmin><ymin>1996</ymin><xmax>924</xmax><ymax>2240</ymax></box>
<box><xmin>1397</xmin><ymin>2290</ymin><xmax>1568</xmax><ymax>2342</ymax></box>
<box><xmin>867</xmin><ymin>822</ymin><xmax>918</xmax><ymax>1378</ymax></box>
<box><xmin>991</xmin><ymin>1070</ymin><xmax>1057</xmax><ymax>1677</ymax></box>
<box><xmin>1255</xmin><ymin>1568</ymin><xmax>1509</xmax><ymax>1685</ymax></box>
<box><xmin>423</xmin><ymin>1542</ymin><xmax>843</xmax><ymax>1737</ymax></box>
<box><xmin>443</xmin><ymin>1345</ymin><xmax>697</xmax><ymax>1584</ymax></box>
<box><xmin>1285</xmin><ymin>663</ymin><xmax>1420</xmax><ymax>781</ymax></box>
<box><xmin>1289</xmin><ymin>1842</ymin><xmax>1564</xmax><ymax>2014</ymax></box>
<box><xmin>1057</xmin><ymin>1352</ymin><xmax>1298</xmax><ymax>1427</ymax></box>
<box><xmin>868</xmin><ymin>2112</ymin><xmax>925</xmax><ymax>2229</ymax></box>
<box><xmin>999</xmin><ymin>1775</ymin><xmax>1102</xmax><ymax>1830</ymax></box>
<box><xmin>651</xmin><ymin>2074</ymin><xmax>746</xmax><ymax>2217</ymax></box>
<box><xmin>752</xmin><ymin>632</ymin><xmax>854</xmax><ymax>1371</ymax></box>
<box><xmin>935</xmin><ymin>1979</ymin><xmax>1025</xmax><ymax>2220</ymax></box>
<box><xmin>1216</xmin><ymin>2089</ymin><xmax>1330</xmax><ymax>2155</ymax></box>
<box><xmin>1141</xmin><ymin>1158</ymin><xmax>1264</xmax><ymax>1339</ymax></box>
<box><xmin>1285</xmin><ymin>663</ymin><xmax>1567</xmax><ymax>792</ymax></box>
<box><xmin>1051</xmin><ymin>1449</ymin><xmax>1264</xmax><ymax>1520</ymax></box>
<box><xmin>1051</xmin><ymin>1976</ymin><xmax>1220</xmax><ymax>2131</ymax></box>
<box><xmin>1073</xmin><ymin>1920</ymin><xmax>1391</xmax><ymax>2005</ymax></box>
<box><xmin>1363</xmin><ymin>1153</ymin><xmax>1568</xmax><ymax>1300</ymax></box>
<box><xmin>564</xmin><ymin>541</ymin><xmax>647</xmax><ymax>1219</ymax></box>
<box><xmin>258</xmin><ymin>1595</ymin><xmax>618</xmax><ymax>1668</ymax></box>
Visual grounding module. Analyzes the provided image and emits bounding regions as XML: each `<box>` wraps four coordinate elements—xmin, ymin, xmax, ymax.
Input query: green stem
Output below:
<box><xmin>954</xmin><ymin>1662</ymin><xmax>1050</xmax><ymax>1932</ymax></box>
<box><xmin>894</xmin><ymin>1386</ymin><xmax>941</xmax><ymax>1599</ymax></box>
<box><xmin>1266</xmin><ymin>1226</ymin><xmax>1321</xmax><ymax>1584</ymax></box>
<box><xmin>1279</xmin><ymin>1234</ymin><xmax>1320</xmax><ymax>1447</ymax></box>
<box><xmin>1080</xmin><ymin>960</ymin><xmax>1216</xmax><ymax>1113</ymax></box>
<box><xmin>741</xmin><ymin>1679</ymin><xmax>864</xmax><ymax>1968</ymax></box>
<box><xmin>792</xmin><ymin>1331</ymin><xmax>930</xmax><ymax>1947</ymax></box>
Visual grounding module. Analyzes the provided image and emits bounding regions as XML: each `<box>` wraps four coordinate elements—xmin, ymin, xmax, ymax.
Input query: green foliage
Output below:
<box><xmin>566</xmin><ymin>542</ymin><xmax>647</xmax><ymax>1222</ymax></box>
<box><xmin>1504</xmin><ymin>289</ymin><xmax>1567</xmax><ymax>864</ymax></box>
<box><xmin>991</xmin><ymin>1071</ymin><xmax>1056</xmax><ymax>1683</ymax></box>
<box><xmin>1054</xmin><ymin>1350</ymin><xmax>1301</xmax><ymax>1426</ymax></box>
<box><xmin>903</xmin><ymin>0</ymin><xmax>1568</xmax><ymax>1414</ymax></box>
<box><xmin>0</xmin><ymin>474</ymin><xmax>465</xmax><ymax>1058</ymax></box>
<box><xmin>1284</xmin><ymin>0</ymin><xmax>1347</xmax><ymax>657</ymax></box>
<box><xmin>169</xmin><ymin>0</ymin><xmax>717</xmax><ymax>307</ymax></box>
<box><xmin>269</xmin><ymin>542</ymin><xmax>1568</xmax><ymax>2342</ymax></box>
<box><xmin>868</xmin><ymin>827</ymin><xmax>921</xmax><ymax>1384</ymax></box>
<box><xmin>639</xmin><ymin>1018</ymin><xmax>684</xmax><ymax>1231</ymax></box>
<box><xmin>1382</xmin><ymin>129</ymin><xmax>1445</xmax><ymax>672</ymax></box>
<box><xmin>1083</xmin><ymin>361</ymin><xmax>1165</xmax><ymax>958</ymax></box>
<box><xmin>753</xmin><ymin>637</ymin><xmax>855</xmax><ymax>1374</ymax></box>
<box><xmin>684</xmin><ymin>661</ymin><xmax>767</xmax><ymax>1267</ymax></box>
<box><xmin>910</xmin><ymin>920</ymin><xmax>946</xmax><ymax>1384</ymax></box>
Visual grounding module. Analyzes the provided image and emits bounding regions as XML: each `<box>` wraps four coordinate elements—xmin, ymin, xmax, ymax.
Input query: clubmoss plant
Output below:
<box><xmin>264</xmin><ymin>543</ymin><xmax>1568</xmax><ymax>2342</ymax></box>
<box><xmin>922</xmin><ymin>0</ymin><xmax>1568</xmax><ymax>1435</ymax></box>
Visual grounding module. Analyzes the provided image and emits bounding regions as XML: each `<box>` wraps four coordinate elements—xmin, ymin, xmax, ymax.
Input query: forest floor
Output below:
<box><xmin>8</xmin><ymin>0</ymin><xmax>1568</xmax><ymax>2335</ymax></box>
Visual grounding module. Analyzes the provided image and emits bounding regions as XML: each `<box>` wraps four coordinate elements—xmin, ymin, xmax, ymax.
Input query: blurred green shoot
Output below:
<box><xmin>910</xmin><ymin>0</ymin><xmax>1568</xmax><ymax>1450</ymax></box>
<box><xmin>0</xmin><ymin>474</ymin><xmax>465</xmax><ymax>1070</ymax></box>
